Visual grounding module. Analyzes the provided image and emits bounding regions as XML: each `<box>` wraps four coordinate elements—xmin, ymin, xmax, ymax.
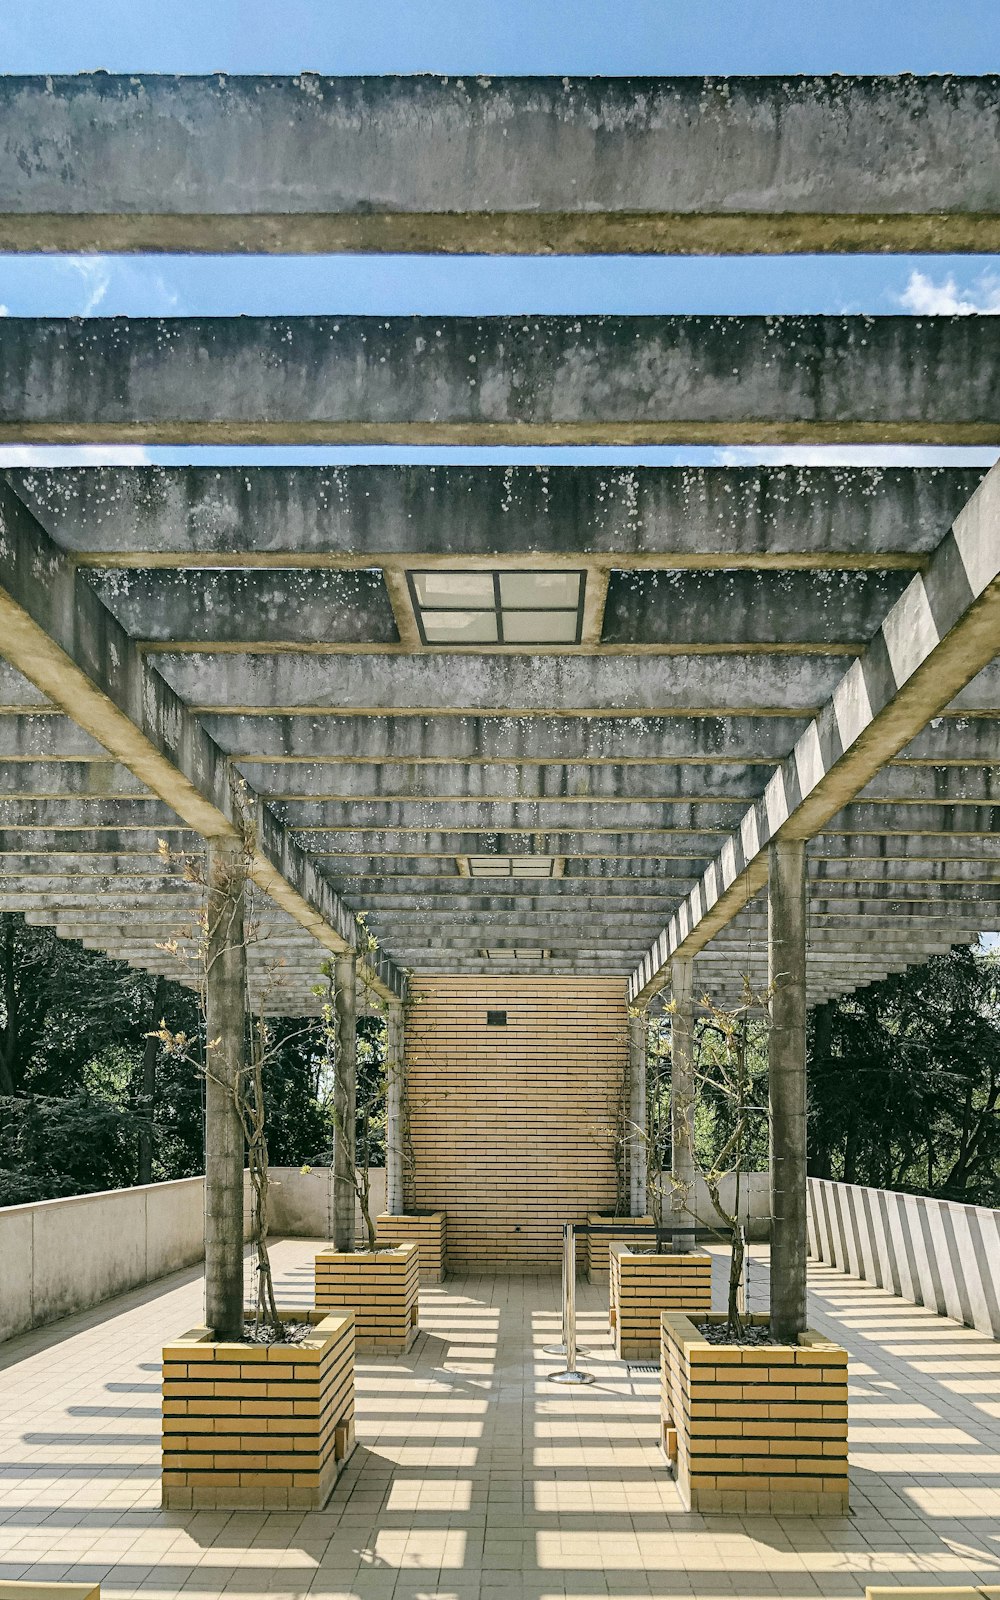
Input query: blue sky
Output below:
<box><xmin>1</xmin><ymin>0</ymin><xmax>998</xmax><ymax>476</ymax></box>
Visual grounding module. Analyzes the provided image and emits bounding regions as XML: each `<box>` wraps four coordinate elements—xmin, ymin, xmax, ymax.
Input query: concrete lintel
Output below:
<box><xmin>631</xmin><ymin>462</ymin><xmax>1000</xmax><ymax>1000</ymax></box>
<box><xmin>12</xmin><ymin>465</ymin><xmax>982</xmax><ymax>568</ymax></box>
<box><xmin>0</xmin><ymin>480</ymin><xmax>405</xmax><ymax>1002</ymax></box>
<box><xmin>2</xmin><ymin>76</ymin><xmax>999</xmax><ymax>256</ymax></box>
<box><xmin>2</xmin><ymin>315</ymin><xmax>999</xmax><ymax>446</ymax></box>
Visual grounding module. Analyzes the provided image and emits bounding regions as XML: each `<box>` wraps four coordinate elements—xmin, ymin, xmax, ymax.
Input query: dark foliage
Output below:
<box><xmin>808</xmin><ymin>947</ymin><xmax>1000</xmax><ymax>1206</ymax></box>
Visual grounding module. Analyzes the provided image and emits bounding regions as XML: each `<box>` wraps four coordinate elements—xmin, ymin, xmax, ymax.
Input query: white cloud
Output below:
<box><xmin>61</xmin><ymin>255</ymin><xmax>113</xmax><ymax>315</ymax></box>
<box><xmin>897</xmin><ymin>269</ymin><xmax>1000</xmax><ymax>316</ymax></box>
<box><xmin>0</xmin><ymin>445</ymin><xmax>153</xmax><ymax>466</ymax></box>
<box><xmin>714</xmin><ymin>445</ymin><xmax>1000</xmax><ymax>468</ymax></box>
<box><xmin>0</xmin><ymin>304</ymin><xmax>8</xmax><ymax>317</ymax></box>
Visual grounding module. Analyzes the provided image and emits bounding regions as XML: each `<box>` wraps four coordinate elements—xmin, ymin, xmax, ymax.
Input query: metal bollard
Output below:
<box><xmin>548</xmin><ymin>1224</ymin><xmax>593</xmax><ymax>1385</ymax></box>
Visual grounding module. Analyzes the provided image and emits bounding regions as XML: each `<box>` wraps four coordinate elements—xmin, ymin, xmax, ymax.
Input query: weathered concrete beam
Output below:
<box><xmin>2</xmin><ymin>316</ymin><xmax>999</xmax><ymax>446</ymax></box>
<box><xmin>631</xmin><ymin>462</ymin><xmax>1000</xmax><ymax>1000</ymax></box>
<box><xmin>2</xmin><ymin>76</ymin><xmax>999</xmax><ymax>255</ymax></box>
<box><xmin>278</xmin><ymin>799</ymin><xmax>746</xmax><ymax>832</ymax></box>
<box><xmin>13</xmin><ymin>466</ymin><xmax>982</xmax><ymax>568</ymax></box>
<box><xmin>157</xmin><ymin>651</ymin><xmax>848</xmax><ymax>715</ymax></box>
<box><xmin>205</xmin><ymin>713</ymin><xmax>810</xmax><ymax>765</ymax></box>
<box><xmin>245</xmin><ymin>760</ymin><xmax>775</xmax><ymax>802</ymax></box>
<box><xmin>0</xmin><ymin>481</ymin><xmax>405</xmax><ymax>1001</ymax></box>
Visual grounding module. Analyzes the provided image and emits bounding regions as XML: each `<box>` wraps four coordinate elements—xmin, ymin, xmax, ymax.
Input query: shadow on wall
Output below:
<box><xmin>660</xmin><ymin>1170</ymin><xmax>771</xmax><ymax>1243</ymax></box>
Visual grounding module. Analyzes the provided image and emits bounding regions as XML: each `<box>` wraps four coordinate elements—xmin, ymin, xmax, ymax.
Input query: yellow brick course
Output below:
<box><xmin>586</xmin><ymin>1214</ymin><xmax>655</xmax><ymax>1283</ymax></box>
<box><xmin>160</xmin><ymin>1308</ymin><xmax>355</xmax><ymax>1511</ymax></box>
<box><xmin>376</xmin><ymin>1211</ymin><xmax>447</xmax><ymax>1280</ymax></box>
<box><xmin>660</xmin><ymin>1309</ymin><xmax>849</xmax><ymax>1515</ymax></box>
<box><xmin>314</xmin><ymin>1241</ymin><xmax>420</xmax><ymax>1352</ymax></box>
<box><xmin>610</xmin><ymin>1246</ymin><xmax>712</xmax><ymax>1360</ymax></box>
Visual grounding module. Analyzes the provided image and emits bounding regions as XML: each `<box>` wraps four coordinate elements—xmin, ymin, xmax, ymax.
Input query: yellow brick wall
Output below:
<box><xmin>404</xmin><ymin>976</ymin><xmax>627</xmax><ymax>1269</ymax></box>
<box><xmin>314</xmin><ymin>1243</ymin><xmax>420</xmax><ymax>1353</ymax></box>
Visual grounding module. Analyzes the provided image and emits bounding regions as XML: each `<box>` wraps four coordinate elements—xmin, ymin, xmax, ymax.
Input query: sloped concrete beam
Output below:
<box><xmin>0</xmin><ymin>481</ymin><xmax>405</xmax><ymax>1001</ymax></box>
<box><xmin>631</xmin><ymin>462</ymin><xmax>1000</xmax><ymax>1000</ymax></box>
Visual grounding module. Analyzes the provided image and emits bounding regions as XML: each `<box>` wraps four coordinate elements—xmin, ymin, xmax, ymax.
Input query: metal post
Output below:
<box><xmin>548</xmin><ymin>1225</ymin><xmax>593</xmax><ymax>1384</ymax></box>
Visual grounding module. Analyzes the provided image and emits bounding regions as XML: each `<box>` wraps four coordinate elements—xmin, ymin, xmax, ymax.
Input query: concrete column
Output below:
<box><xmin>628</xmin><ymin>1012</ymin><xmax>647</xmax><ymax>1216</ymax></box>
<box><xmin>670</xmin><ymin>956</ymin><xmax>696</xmax><ymax>1220</ymax></box>
<box><xmin>332</xmin><ymin>952</ymin><xmax>358</xmax><ymax>1251</ymax></box>
<box><xmin>204</xmin><ymin>839</ymin><xmax>247</xmax><ymax>1341</ymax></box>
<box><xmin>385</xmin><ymin>997</ymin><xmax>406</xmax><ymax>1216</ymax></box>
<box><xmin>768</xmin><ymin>838</ymin><xmax>808</xmax><ymax>1342</ymax></box>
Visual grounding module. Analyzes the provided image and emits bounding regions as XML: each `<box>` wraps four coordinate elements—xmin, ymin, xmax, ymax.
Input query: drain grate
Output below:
<box><xmin>627</xmin><ymin>1362</ymin><xmax>659</xmax><ymax>1376</ymax></box>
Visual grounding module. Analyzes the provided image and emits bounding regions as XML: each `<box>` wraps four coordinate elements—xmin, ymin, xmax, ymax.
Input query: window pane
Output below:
<box><xmin>499</xmin><ymin>571</ymin><xmax>582</xmax><ymax>608</ymax></box>
<box><xmin>422</xmin><ymin>610</ymin><xmax>499</xmax><ymax>644</ymax></box>
<box><xmin>412</xmin><ymin>571</ymin><xmax>494</xmax><ymax>608</ymax></box>
<box><xmin>502</xmin><ymin>609</ymin><xmax>579</xmax><ymax>643</ymax></box>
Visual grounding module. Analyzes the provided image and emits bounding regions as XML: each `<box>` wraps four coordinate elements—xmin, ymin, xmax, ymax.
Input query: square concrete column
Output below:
<box><xmin>332</xmin><ymin>952</ymin><xmax>358</xmax><ymax>1251</ymax></box>
<box><xmin>204</xmin><ymin>838</ymin><xmax>248</xmax><ymax>1341</ymax></box>
<box><xmin>768</xmin><ymin>837</ymin><xmax>808</xmax><ymax>1342</ymax></box>
<box><xmin>628</xmin><ymin>1011</ymin><xmax>648</xmax><ymax>1216</ymax></box>
<box><xmin>670</xmin><ymin>956</ymin><xmax>696</xmax><ymax>1202</ymax></box>
<box><xmin>385</xmin><ymin>997</ymin><xmax>406</xmax><ymax>1215</ymax></box>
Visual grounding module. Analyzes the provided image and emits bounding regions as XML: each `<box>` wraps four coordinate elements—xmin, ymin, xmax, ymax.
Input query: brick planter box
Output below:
<box><xmin>162</xmin><ymin>1308</ymin><xmax>356</xmax><ymax>1511</ymax></box>
<box><xmin>314</xmin><ymin>1241</ymin><xmax>420</xmax><ymax>1353</ymax></box>
<box><xmin>610</xmin><ymin>1245</ymin><xmax>712</xmax><ymax>1359</ymax></box>
<box><xmin>586</xmin><ymin>1213</ymin><xmax>654</xmax><ymax>1285</ymax></box>
<box><xmin>376</xmin><ymin>1211</ymin><xmax>447</xmax><ymax>1280</ymax></box>
<box><xmin>661</xmin><ymin>1310</ymin><xmax>849</xmax><ymax>1515</ymax></box>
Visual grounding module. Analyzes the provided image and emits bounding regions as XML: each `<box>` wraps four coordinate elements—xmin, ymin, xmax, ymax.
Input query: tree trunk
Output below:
<box><xmin>332</xmin><ymin>953</ymin><xmax>357</xmax><ymax>1251</ymax></box>
<box><xmin>768</xmin><ymin>838</ymin><xmax>808</xmax><ymax>1344</ymax></box>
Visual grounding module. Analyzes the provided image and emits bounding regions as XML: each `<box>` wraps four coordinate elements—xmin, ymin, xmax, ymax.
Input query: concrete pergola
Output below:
<box><xmin>0</xmin><ymin>73</ymin><xmax>998</xmax><ymax>1340</ymax></box>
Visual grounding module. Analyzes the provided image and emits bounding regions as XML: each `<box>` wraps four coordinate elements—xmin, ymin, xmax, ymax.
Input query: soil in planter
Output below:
<box><xmin>240</xmin><ymin>1320</ymin><xmax>313</xmax><ymax>1346</ymax></box>
<box><xmin>695</xmin><ymin>1319</ymin><xmax>780</xmax><ymax>1347</ymax></box>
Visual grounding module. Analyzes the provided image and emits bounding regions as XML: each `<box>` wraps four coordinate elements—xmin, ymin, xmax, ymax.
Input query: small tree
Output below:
<box><xmin>312</xmin><ymin>914</ymin><xmax>389</xmax><ymax>1253</ymax></box>
<box><xmin>650</xmin><ymin>977</ymin><xmax>770</xmax><ymax>1338</ymax></box>
<box><xmin>153</xmin><ymin>813</ymin><xmax>305</xmax><ymax>1341</ymax></box>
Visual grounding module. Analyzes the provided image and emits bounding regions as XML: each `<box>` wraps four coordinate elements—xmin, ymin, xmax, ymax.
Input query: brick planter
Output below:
<box><xmin>610</xmin><ymin>1245</ymin><xmax>712</xmax><ymax>1359</ymax></box>
<box><xmin>586</xmin><ymin>1213</ymin><xmax>654</xmax><ymax>1285</ymax></box>
<box><xmin>314</xmin><ymin>1241</ymin><xmax>420</xmax><ymax>1353</ymax></box>
<box><xmin>661</xmin><ymin>1311</ymin><xmax>849</xmax><ymax>1515</ymax></box>
<box><xmin>162</xmin><ymin>1308</ymin><xmax>356</xmax><ymax>1511</ymax></box>
<box><xmin>376</xmin><ymin>1211</ymin><xmax>447</xmax><ymax>1280</ymax></box>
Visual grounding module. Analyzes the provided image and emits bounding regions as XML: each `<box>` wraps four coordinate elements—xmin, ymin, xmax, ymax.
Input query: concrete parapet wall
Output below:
<box><xmin>0</xmin><ymin>1167</ymin><xmax>385</xmax><ymax>1344</ymax></box>
<box><xmin>662</xmin><ymin>1170</ymin><xmax>771</xmax><ymax>1242</ymax></box>
<box><xmin>807</xmin><ymin>1177</ymin><xmax>1000</xmax><ymax>1339</ymax></box>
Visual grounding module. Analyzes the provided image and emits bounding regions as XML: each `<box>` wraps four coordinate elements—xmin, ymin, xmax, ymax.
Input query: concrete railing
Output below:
<box><xmin>807</xmin><ymin>1176</ymin><xmax>1000</xmax><ymax>1339</ymax></box>
<box><xmin>0</xmin><ymin>1166</ymin><xmax>386</xmax><ymax>1344</ymax></box>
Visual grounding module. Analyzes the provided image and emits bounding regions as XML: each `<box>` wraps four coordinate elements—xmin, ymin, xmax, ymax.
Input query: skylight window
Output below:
<box><xmin>408</xmin><ymin>570</ymin><xmax>585</xmax><ymax>646</ymax></box>
<box><xmin>461</xmin><ymin>855</ymin><xmax>565</xmax><ymax>878</ymax></box>
<box><xmin>480</xmin><ymin>948</ymin><xmax>550</xmax><ymax>961</ymax></box>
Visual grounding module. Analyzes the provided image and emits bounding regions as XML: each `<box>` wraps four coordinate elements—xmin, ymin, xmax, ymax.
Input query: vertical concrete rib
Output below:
<box><xmin>768</xmin><ymin>838</ymin><xmax>808</xmax><ymax>1342</ymax></box>
<box><xmin>204</xmin><ymin>839</ymin><xmax>248</xmax><ymax>1341</ymax></box>
<box><xmin>332</xmin><ymin>954</ymin><xmax>358</xmax><ymax>1251</ymax></box>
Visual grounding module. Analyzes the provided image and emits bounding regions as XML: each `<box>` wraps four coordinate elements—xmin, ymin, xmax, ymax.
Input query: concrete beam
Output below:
<box><xmin>2</xmin><ymin>75</ymin><xmax>998</xmax><ymax>255</ymax></box>
<box><xmin>157</xmin><ymin>650</ymin><xmax>849</xmax><ymax>715</ymax></box>
<box><xmin>13</xmin><ymin>466</ymin><xmax>982</xmax><ymax>569</ymax></box>
<box><xmin>204</xmin><ymin>713</ymin><xmax>810</xmax><ymax>765</ymax></box>
<box><xmin>2</xmin><ymin>315</ymin><xmax>998</xmax><ymax>446</ymax></box>
<box><xmin>0</xmin><ymin>480</ymin><xmax>405</xmax><ymax>1001</ymax></box>
<box><xmin>631</xmin><ymin>462</ymin><xmax>1000</xmax><ymax>1000</ymax></box>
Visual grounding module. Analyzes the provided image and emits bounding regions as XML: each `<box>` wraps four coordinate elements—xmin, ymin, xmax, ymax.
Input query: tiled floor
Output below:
<box><xmin>2</xmin><ymin>1240</ymin><xmax>1000</xmax><ymax>1599</ymax></box>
